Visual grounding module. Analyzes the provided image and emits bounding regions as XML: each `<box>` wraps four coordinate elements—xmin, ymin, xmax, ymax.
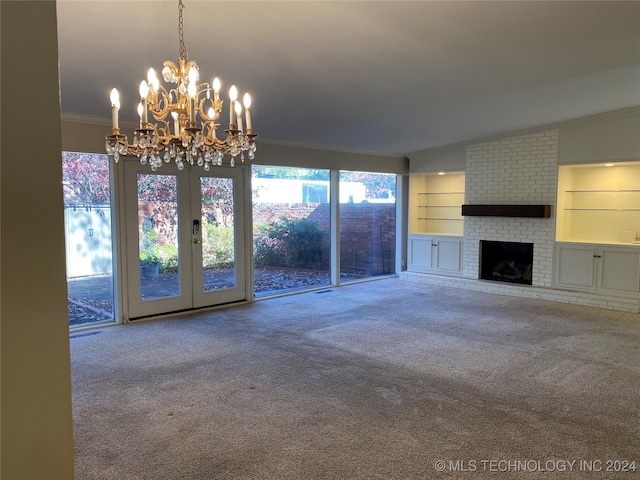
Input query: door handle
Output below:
<box><xmin>193</xmin><ymin>219</ymin><xmax>200</xmax><ymax>235</ymax></box>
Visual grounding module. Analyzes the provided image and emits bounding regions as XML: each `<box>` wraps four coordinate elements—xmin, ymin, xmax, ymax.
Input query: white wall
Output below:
<box><xmin>407</xmin><ymin>106</ymin><xmax>640</xmax><ymax>173</ymax></box>
<box><xmin>1</xmin><ymin>1</ymin><xmax>75</xmax><ymax>478</ymax></box>
<box><xmin>558</xmin><ymin>107</ymin><xmax>640</xmax><ymax>165</ymax></box>
<box><xmin>407</xmin><ymin>143</ymin><xmax>467</xmax><ymax>173</ymax></box>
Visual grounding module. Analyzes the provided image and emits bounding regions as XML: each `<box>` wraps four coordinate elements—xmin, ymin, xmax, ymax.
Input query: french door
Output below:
<box><xmin>123</xmin><ymin>161</ymin><xmax>247</xmax><ymax>319</ymax></box>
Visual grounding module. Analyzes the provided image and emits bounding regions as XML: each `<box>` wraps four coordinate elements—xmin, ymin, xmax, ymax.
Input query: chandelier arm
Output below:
<box><xmin>198</xmin><ymin>97</ymin><xmax>222</xmax><ymax>122</ymax></box>
<box><xmin>154</xmin><ymin>83</ymin><xmax>171</xmax><ymax>100</ymax></box>
<box><xmin>149</xmin><ymin>91</ymin><xmax>173</xmax><ymax>122</ymax></box>
<box><xmin>202</xmin><ymin>124</ymin><xmax>220</xmax><ymax>141</ymax></box>
<box><xmin>195</xmin><ymin>82</ymin><xmax>211</xmax><ymax>99</ymax></box>
<box><xmin>126</xmin><ymin>145</ymin><xmax>145</xmax><ymax>157</ymax></box>
<box><xmin>148</xmin><ymin>122</ymin><xmax>160</xmax><ymax>138</ymax></box>
<box><xmin>156</xmin><ymin>121</ymin><xmax>170</xmax><ymax>139</ymax></box>
<box><xmin>155</xmin><ymin>135</ymin><xmax>172</xmax><ymax>150</ymax></box>
<box><xmin>203</xmin><ymin>136</ymin><xmax>226</xmax><ymax>149</ymax></box>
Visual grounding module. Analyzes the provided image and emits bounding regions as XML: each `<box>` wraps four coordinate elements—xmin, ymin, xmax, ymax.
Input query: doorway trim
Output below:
<box><xmin>116</xmin><ymin>158</ymin><xmax>252</xmax><ymax>321</ymax></box>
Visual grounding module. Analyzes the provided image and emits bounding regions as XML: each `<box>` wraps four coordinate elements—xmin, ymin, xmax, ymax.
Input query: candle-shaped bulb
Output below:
<box><xmin>188</xmin><ymin>66</ymin><xmax>198</xmax><ymax>83</ymax></box>
<box><xmin>139</xmin><ymin>81</ymin><xmax>149</xmax><ymax>124</ymax></box>
<box><xmin>235</xmin><ymin>101</ymin><xmax>243</xmax><ymax>132</ymax></box>
<box><xmin>171</xmin><ymin>111</ymin><xmax>180</xmax><ymax>136</ymax></box>
<box><xmin>110</xmin><ymin>88</ymin><xmax>120</xmax><ymax>131</ymax></box>
<box><xmin>243</xmin><ymin>93</ymin><xmax>252</xmax><ymax>131</ymax></box>
<box><xmin>139</xmin><ymin>80</ymin><xmax>149</xmax><ymax>99</ymax></box>
<box><xmin>188</xmin><ymin>81</ymin><xmax>197</xmax><ymax>123</ymax></box>
<box><xmin>137</xmin><ymin>102</ymin><xmax>143</xmax><ymax>128</ymax></box>
<box><xmin>229</xmin><ymin>85</ymin><xmax>238</xmax><ymax>125</ymax></box>
<box><xmin>207</xmin><ymin>107</ymin><xmax>215</xmax><ymax>118</ymax></box>
<box><xmin>212</xmin><ymin>77</ymin><xmax>221</xmax><ymax>102</ymax></box>
<box><xmin>147</xmin><ymin>68</ymin><xmax>159</xmax><ymax>92</ymax></box>
<box><xmin>110</xmin><ymin>88</ymin><xmax>120</xmax><ymax>109</ymax></box>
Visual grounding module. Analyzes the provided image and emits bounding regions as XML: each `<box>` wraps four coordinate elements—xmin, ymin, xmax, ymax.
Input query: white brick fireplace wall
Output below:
<box><xmin>402</xmin><ymin>128</ymin><xmax>640</xmax><ymax>312</ymax></box>
<box><xmin>463</xmin><ymin>130</ymin><xmax>558</xmax><ymax>286</ymax></box>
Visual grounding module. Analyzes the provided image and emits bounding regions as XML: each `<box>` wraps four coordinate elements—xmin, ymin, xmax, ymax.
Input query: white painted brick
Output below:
<box><xmin>464</xmin><ymin>130</ymin><xmax>558</xmax><ymax>289</ymax></box>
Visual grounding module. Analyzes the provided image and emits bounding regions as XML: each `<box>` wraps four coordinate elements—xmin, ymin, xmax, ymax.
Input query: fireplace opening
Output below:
<box><xmin>480</xmin><ymin>240</ymin><xmax>533</xmax><ymax>285</ymax></box>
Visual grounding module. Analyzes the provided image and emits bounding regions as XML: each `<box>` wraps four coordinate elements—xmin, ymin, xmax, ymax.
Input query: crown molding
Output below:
<box><xmin>258</xmin><ymin>137</ymin><xmax>406</xmax><ymax>160</ymax></box>
<box><xmin>61</xmin><ymin>112</ymin><xmax>407</xmax><ymax>160</ymax></box>
<box><xmin>60</xmin><ymin>112</ymin><xmax>139</xmax><ymax>129</ymax></box>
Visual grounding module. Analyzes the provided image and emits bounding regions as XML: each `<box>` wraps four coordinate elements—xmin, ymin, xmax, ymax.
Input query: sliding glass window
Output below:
<box><xmin>339</xmin><ymin>171</ymin><xmax>396</xmax><ymax>282</ymax></box>
<box><xmin>63</xmin><ymin>152</ymin><xmax>115</xmax><ymax>327</ymax></box>
<box><xmin>252</xmin><ymin>166</ymin><xmax>331</xmax><ymax>296</ymax></box>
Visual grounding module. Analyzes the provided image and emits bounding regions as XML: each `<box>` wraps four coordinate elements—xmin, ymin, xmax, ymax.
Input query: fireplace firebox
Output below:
<box><xmin>480</xmin><ymin>240</ymin><xmax>533</xmax><ymax>285</ymax></box>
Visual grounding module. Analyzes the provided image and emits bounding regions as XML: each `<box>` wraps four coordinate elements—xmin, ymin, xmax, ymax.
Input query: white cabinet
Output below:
<box><xmin>554</xmin><ymin>242</ymin><xmax>640</xmax><ymax>295</ymax></box>
<box><xmin>408</xmin><ymin>234</ymin><xmax>463</xmax><ymax>276</ymax></box>
<box><xmin>554</xmin><ymin>243</ymin><xmax>597</xmax><ymax>290</ymax></box>
<box><xmin>599</xmin><ymin>246</ymin><xmax>640</xmax><ymax>293</ymax></box>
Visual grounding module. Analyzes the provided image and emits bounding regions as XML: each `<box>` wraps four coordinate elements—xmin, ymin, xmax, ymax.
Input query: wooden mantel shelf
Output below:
<box><xmin>461</xmin><ymin>204</ymin><xmax>552</xmax><ymax>218</ymax></box>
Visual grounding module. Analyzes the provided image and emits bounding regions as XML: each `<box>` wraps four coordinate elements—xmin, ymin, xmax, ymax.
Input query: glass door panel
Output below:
<box><xmin>200</xmin><ymin>176</ymin><xmax>236</xmax><ymax>292</ymax></box>
<box><xmin>191</xmin><ymin>168</ymin><xmax>246</xmax><ymax>308</ymax></box>
<box><xmin>124</xmin><ymin>162</ymin><xmax>191</xmax><ymax>319</ymax></box>
<box><xmin>138</xmin><ymin>173</ymin><xmax>181</xmax><ymax>301</ymax></box>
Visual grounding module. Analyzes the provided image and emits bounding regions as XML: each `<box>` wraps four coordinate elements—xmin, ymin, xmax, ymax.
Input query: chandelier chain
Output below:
<box><xmin>178</xmin><ymin>0</ymin><xmax>187</xmax><ymax>60</ymax></box>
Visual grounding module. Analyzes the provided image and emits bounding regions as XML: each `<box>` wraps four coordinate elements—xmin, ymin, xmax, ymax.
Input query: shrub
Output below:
<box><xmin>156</xmin><ymin>243</ymin><xmax>179</xmax><ymax>273</ymax></box>
<box><xmin>254</xmin><ymin>216</ymin><xmax>325</xmax><ymax>269</ymax></box>
<box><xmin>140</xmin><ymin>249</ymin><xmax>161</xmax><ymax>265</ymax></box>
<box><xmin>202</xmin><ymin>224</ymin><xmax>234</xmax><ymax>268</ymax></box>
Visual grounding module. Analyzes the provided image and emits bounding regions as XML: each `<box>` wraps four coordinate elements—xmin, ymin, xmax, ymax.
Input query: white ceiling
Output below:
<box><xmin>56</xmin><ymin>1</ymin><xmax>640</xmax><ymax>156</ymax></box>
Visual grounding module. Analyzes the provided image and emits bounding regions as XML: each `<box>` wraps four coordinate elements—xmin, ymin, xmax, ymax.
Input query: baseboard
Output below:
<box><xmin>400</xmin><ymin>271</ymin><xmax>640</xmax><ymax>313</ymax></box>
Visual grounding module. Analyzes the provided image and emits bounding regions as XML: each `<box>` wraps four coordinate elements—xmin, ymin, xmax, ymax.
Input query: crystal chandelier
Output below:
<box><xmin>105</xmin><ymin>0</ymin><xmax>256</xmax><ymax>171</ymax></box>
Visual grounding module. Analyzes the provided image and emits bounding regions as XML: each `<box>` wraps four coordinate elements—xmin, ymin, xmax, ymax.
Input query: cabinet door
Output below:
<box><xmin>554</xmin><ymin>244</ymin><xmax>597</xmax><ymax>290</ymax></box>
<box><xmin>598</xmin><ymin>247</ymin><xmax>640</xmax><ymax>294</ymax></box>
<box><xmin>434</xmin><ymin>238</ymin><xmax>462</xmax><ymax>273</ymax></box>
<box><xmin>407</xmin><ymin>235</ymin><xmax>434</xmax><ymax>273</ymax></box>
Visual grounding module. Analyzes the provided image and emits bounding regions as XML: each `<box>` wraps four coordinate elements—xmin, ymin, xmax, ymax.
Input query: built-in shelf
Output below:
<box><xmin>556</xmin><ymin>162</ymin><xmax>640</xmax><ymax>244</ymax></box>
<box><xmin>418</xmin><ymin>192</ymin><xmax>465</xmax><ymax>195</ymax></box>
<box><xmin>462</xmin><ymin>204</ymin><xmax>551</xmax><ymax>218</ymax></box>
<box><xmin>565</xmin><ymin>208</ymin><xmax>640</xmax><ymax>212</ymax></box>
<box><xmin>410</xmin><ymin>172</ymin><xmax>465</xmax><ymax>235</ymax></box>
<box><xmin>565</xmin><ymin>189</ymin><xmax>640</xmax><ymax>193</ymax></box>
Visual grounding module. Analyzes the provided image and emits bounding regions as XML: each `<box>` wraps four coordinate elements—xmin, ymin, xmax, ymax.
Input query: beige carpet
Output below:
<box><xmin>71</xmin><ymin>278</ymin><xmax>640</xmax><ymax>479</ymax></box>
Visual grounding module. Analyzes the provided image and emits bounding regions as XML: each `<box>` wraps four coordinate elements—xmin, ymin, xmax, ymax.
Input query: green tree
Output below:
<box><xmin>341</xmin><ymin>171</ymin><xmax>396</xmax><ymax>199</ymax></box>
